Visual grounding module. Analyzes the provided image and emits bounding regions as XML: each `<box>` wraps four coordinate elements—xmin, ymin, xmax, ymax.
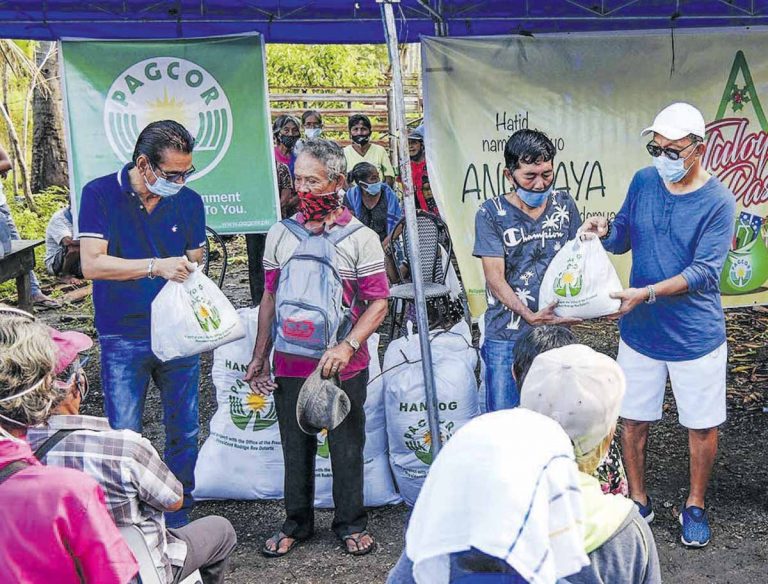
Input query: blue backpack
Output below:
<box><xmin>274</xmin><ymin>218</ymin><xmax>362</xmax><ymax>358</ymax></box>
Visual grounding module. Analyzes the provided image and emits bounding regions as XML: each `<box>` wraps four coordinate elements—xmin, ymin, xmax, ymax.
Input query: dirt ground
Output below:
<box><xmin>22</xmin><ymin>237</ymin><xmax>768</xmax><ymax>584</ymax></box>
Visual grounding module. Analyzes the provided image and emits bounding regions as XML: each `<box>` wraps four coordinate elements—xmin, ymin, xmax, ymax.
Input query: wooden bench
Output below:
<box><xmin>0</xmin><ymin>239</ymin><xmax>44</xmax><ymax>312</ymax></box>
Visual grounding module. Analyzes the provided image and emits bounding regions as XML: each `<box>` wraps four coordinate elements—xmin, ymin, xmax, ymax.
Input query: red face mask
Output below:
<box><xmin>298</xmin><ymin>190</ymin><xmax>340</xmax><ymax>222</ymax></box>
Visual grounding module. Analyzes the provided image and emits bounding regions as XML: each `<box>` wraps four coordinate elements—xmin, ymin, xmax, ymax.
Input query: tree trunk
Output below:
<box><xmin>31</xmin><ymin>41</ymin><xmax>68</xmax><ymax>193</ymax></box>
<box><xmin>0</xmin><ymin>97</ymin><xmax>35</xmax><ymax>212</ymax></box>
<box><xmin>1</xmin><ymin>61</ymin><xmax>19</xmax><ymax>197</ymax></box>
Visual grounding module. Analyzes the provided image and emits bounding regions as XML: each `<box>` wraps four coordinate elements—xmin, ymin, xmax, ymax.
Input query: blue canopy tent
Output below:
<box><xmin>3</xmin><ymin>0</ymin><xmax>768</xmax><ymax>457</ymax></box>
<box><xmin>2</xmin><ymin>1</ymin><xmax>768</xmax><ymax>42</ymax></box>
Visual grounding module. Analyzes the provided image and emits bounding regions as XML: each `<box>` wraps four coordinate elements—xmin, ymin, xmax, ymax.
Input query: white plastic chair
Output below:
<box><xmin>119</xmin><ymin>525</ymin><xmax>202</xmax><ymax>584</ymax></box>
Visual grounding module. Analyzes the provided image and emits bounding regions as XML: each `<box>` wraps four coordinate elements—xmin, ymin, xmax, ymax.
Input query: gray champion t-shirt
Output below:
<box><xmin>473</xmin><ymin>190</ymin><xmax>582</xmax><ymax>342</ymax></box>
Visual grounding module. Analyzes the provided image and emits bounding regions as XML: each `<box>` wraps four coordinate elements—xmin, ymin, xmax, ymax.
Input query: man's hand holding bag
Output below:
<box><xmin>539</xmin><ymin>233</ymin><xmax>623</xmax><ymax>319</ymax></box>
<box><xmin>151</xmin><ymin>266</ymin><xmax>245</xmax><ymax>361</ymax></box>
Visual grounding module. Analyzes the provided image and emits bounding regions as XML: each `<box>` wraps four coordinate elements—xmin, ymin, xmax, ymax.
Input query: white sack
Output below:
<box><xmin>151</xmin><ymin>268</ymin><xmax>244</xmax><ymax>361</ymax></box>
<box><xmin>539</xmin><ymin>235</ymin><xmax>622</xmax><ymax>319</ymax></box>
<box><xmin>314</xmin><ymin>333</ymin><xmax>402</xmax><ymax>508</ymax></box>
<box><xmin>194</xmin><ymin>307</ymin><xmax>284</xmax><ymax>500</ymax></box>
<box><xmin>383</xmin><ymin>321</ymin><xmax>480</xmax><ymax>505</ymax></box>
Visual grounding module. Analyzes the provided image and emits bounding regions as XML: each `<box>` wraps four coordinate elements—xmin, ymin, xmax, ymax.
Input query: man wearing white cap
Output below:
<box><xmin>582</xmin><ymin>102</ymin><xmax>735</xmax><ymax>547</ymax></box>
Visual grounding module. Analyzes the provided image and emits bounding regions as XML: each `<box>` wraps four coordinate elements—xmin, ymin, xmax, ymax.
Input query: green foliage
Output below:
<box><xmin>0</xmin><ymin>187</ymin><xmax>69</xmax><ymax>298</ymax></box>
<box><xmin>266</xmin><ymin>44</ymin><xmax>387</xmax><ymax>89</ymax></box>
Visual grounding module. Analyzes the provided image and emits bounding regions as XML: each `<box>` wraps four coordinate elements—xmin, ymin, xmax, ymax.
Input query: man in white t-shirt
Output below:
<box><xmin>0</xmin><ymin>143</ymin><xmax>59</xmax><ymax>307</ymax></box>
<box><xmin>44</xmin><ymin>206</ymin><xmax>82</xmax><ymax>283</ymax></box>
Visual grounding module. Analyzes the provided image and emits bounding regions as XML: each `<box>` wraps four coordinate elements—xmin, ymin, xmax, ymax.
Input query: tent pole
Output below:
<box><xmin>380</xmin><ymin>0</ymin><xmax>442</xmax><ymax>458</ymax></box>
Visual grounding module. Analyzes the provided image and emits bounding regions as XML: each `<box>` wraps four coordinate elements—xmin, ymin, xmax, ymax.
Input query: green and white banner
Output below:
<box><xmin>61</xmin><ymin>35</ymin><xmax>279</xmax><ymax>234</ymax></box>
<box><xmin>423</xmin><ymin>31</ymin><xmax>768</xmax><ymax>315</ymax></box>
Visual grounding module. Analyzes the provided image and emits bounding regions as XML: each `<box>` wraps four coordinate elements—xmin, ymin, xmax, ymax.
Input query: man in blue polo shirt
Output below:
<box><xmin>79</xmin><ymin>120</ymin><xmax>206</xmax><ymax>528</ymax></box>
<box><xmin>583</xmin><ymin>103</ymin><xmax>735</xmax><ymax>548</ymax></box>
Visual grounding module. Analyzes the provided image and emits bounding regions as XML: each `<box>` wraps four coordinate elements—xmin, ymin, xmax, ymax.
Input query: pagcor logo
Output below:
<box><xmin>104</xmin><ymin>57</ymin><xmax>232</xmax><ymax>181</ymax></box>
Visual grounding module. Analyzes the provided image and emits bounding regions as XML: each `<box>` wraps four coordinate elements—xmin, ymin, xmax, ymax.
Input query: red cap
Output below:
<box><xmin>48</xmin><ymin>327</ymin><xmax>93</xmax><ymax>375</ymax></box>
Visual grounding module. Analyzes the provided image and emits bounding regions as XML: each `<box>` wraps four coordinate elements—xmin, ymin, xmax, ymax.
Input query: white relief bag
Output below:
<box><xmin>539</xmin><ymin>234</ymin><xmax>622</xmax><ymax>319</ymax></box>
<box><xmin>151</xmin><ymin>267</ymin><xmax>245</xmax><ymax>361</ymax></box>
<box><xmin>194</xmin><ymin>307</ymin><xmax>285</xmax><ymax>500</ymax></box>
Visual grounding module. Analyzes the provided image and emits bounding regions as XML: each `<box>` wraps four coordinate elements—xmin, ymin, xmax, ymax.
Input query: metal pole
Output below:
<box><xmin>380</xmin><ymin>0</ymin><xmax>442</xmax><ymax>457</ymax></box>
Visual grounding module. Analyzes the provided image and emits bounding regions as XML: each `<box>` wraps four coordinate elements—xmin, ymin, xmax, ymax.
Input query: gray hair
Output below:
<box><xmin>0</xmin><ymin>308</ymin><xmax>66</xmax><ymax>430</ymax></box>
<box><xmin>298</xmin><ymin>139</ymin><xmax>347</xmax><ymax>181</ymax></box>
<box><xmin>272</xmin><ymin>114</ymin><xmax>301</xmax><ymax>136</ymax></box>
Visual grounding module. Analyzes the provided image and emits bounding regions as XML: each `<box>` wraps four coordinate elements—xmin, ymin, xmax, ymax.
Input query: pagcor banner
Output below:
<box><xmin>423</xmin><ymin>31</ymin><xmax>768</xmax><ymax>316</ymax></box>
<box><xmin>60</xmin><ymin>35</ymin><xmax>279</xmax><ymax>235</ymax></box>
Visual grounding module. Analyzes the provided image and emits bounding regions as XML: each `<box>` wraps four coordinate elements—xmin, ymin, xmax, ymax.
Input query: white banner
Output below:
<box><xmin>423</xmin><ymin>30</ymin><xmax>768</xmax><ymax>315</ymax></box>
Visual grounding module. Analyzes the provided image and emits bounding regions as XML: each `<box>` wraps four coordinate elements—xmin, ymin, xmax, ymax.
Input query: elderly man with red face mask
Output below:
<box><xmin>245</xmin><ymin>138</ymin><xmax>389</xmax><ymax>559</ymax></box>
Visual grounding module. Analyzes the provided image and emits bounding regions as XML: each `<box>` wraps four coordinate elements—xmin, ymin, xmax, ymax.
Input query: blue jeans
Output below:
<box><xmin>99</xmin><ymin>335</ymin><xmax>200</xmax><ymax>524</ymax></box>
<box><xmin>0</xmin><ymin>203</ymin><xmax>41</xmax><ymax>295</ymax></box>
<box><xmin>481</xmin><ymin>339</ymin><xmax>519</xmax><ymax>412</ymax></box>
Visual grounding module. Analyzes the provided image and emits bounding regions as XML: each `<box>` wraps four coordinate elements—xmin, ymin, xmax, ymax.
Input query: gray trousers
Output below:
<box><xmin>170</xmin><ymin>516</ymin><xmax>237</xmax><ymax>584</ymax></box>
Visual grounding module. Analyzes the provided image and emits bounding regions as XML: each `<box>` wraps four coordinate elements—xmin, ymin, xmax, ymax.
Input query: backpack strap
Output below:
<box><xmin>33</xmin><ymin>429</ymin><xmax>76</xmax><ymax>461</ymax></box>
<box><xmin>0</xmin><ymin>460</ymin><xmax>31</xmax><ymax>486</ymax></box>
<box><xmin>282</xmin><ymin>218</ymin><xmax>311</xmax><ymax>242</ymax></box>
<box><xmin>326</xmin><ymin>223</ymin><xmax>364</xmax><ymax>247</ymax></box>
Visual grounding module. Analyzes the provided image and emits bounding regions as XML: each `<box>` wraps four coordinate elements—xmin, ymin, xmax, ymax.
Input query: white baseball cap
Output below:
<box><xmin>641</xmin><ymin>102</ymin><xmax>706</xmax><ymax>141</ymax></box>
<box><xmin>520</xmin><ymin>344</ymin><xmax>626</xmax><ymax>456</ymax></box>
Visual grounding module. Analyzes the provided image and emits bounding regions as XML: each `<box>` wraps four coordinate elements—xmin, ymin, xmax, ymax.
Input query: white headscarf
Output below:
<box><xmin>405</xmin><ymin>409</ymin><xmax>589</xmax><ymax>584</ymax></box>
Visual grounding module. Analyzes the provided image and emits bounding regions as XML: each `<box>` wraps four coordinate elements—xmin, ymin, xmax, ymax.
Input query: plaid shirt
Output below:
<box><xmin>27</xmin><ymin>415</ymin><xmax>186</xmax><ymax>584</ymax></box>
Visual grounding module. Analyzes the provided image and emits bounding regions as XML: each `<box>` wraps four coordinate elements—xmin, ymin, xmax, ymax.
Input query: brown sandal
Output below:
<box><xmin>341</xmin><ymin>530</ymin><xmax>375</xmax><ymax>556</ymax></box>
<box><xmin>262</xmin><ymin>531</ymin><xmax>304</xmax><ymax>558</ymax></box>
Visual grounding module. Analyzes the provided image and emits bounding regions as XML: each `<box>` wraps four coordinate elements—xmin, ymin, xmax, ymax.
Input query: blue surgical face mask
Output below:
<box><xmin>146</xmin><ymin>167</ymin><xmax>184</xmax><ymax>198</ymax></box>
<box><xmin>305</xmin><ymin>128</ymin><xmax>322</xmax><ymax>140</ymax></box>
<box><xmin>516</xmin><ymin>184</ymin><xmax>552</xmax><ymax>208</ymax></box>
<box><xmin>652</xmin><ymin>150</ymin><xmax>695</xmax><ymax>183</ymax></box>
<box><xmin>361</xmin><ymin>181</ymin><xmax>383</xmax><ymax>196</ymax></box>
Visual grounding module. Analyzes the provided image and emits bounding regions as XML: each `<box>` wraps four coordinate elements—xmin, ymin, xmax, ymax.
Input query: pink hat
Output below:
<box><xmin>49</xmin><ymin>327</ymin><xmax>93</xmax><ymax>375</ymax></box>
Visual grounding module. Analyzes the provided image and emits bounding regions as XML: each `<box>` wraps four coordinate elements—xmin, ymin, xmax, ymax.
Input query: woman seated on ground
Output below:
<box><xmin>344</xmin><ymin>161</ymin><xmax>403</xmax><ymax>245</ymax></box>
<box><xmin>0</xmin><ymin>306</ymin><xmax>138</xmax><ymax>584</ymax></box>
<box><xmin>387</xmin><ymin>408</ymin><xmax>591</xmax><ymax>584</ymax></box>
<box><xmin>513</xmin><ymin>325</ymin><xmax>629</xmax><ymax>496</ymax></box>
<box><xmin>520</xmin><ymin>344</ymin><xmax>661</xmax><ymax>584</ymax></box>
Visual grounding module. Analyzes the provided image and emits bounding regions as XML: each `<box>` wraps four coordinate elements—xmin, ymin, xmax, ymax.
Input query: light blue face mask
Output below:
<box><xmin>146</xmin><ymin>167</ymin><xmax>185</xmax><ymax>198</ymax></box>
<box><xmin>652</xmin><ymin>150</ymin><xmax>695</xmax><ymax>183</ymax></box>
<box><xmin>516</xmin><ymin>184</ymin><xmax>552</xmax><ymax>208</ymax></box>
<box><xmin>361</xmin><ymin>181</ymin><xmax>384</xmax><ymax>196</ymax></box>
<box><xmin>305</xmin><ymin>128</ymin><xmax>322</xmax><ymax>140</ymax></box>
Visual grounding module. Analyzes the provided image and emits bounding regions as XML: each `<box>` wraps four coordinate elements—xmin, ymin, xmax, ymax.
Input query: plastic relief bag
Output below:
<box><xmin>151</xmin><ymin>268</ymin><xmax>245</xmax><ymax>361</ymax></box>
<box><xmin>539</xmin><ymin>235</ymin><xmax>622</xmax><ymax>319</ymax></box>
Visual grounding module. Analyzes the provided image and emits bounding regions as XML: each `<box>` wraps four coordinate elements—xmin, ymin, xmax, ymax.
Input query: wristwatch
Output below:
<box><xmin>344</xmin><ymin>336</ymin><xmax>361</xmax><ymax>353</ymax></box>
<box><xmin>644</xmin><ymin>285</ymin><xmax>657</xmax><ymax>304</ymax></box>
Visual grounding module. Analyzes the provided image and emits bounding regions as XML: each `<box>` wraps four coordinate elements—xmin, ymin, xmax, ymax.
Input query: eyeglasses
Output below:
<box><xmin>55</xmin><ymin>355</ymin><xmax>90</xmax><ymax>401</ymax></box>
<box><xmin>153</xmin><ymin>163</ymin><xmax>196</xmax><ymax>183</ymax></box>
<box><xmin>645</xmin><ymin>140</ymin><xmax>699</xmax><ymax>161</ymax></box>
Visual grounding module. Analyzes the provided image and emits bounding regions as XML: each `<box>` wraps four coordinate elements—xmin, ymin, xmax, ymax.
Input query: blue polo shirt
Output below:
<box><xmin>78</xmin><ymin>164</ymin><xmax>207</xmax><ymax>338</ymax></box>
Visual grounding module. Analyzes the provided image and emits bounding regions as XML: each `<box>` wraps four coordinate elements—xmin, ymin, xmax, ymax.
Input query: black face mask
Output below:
<box><xmin>352</xmin><ymin>134</ymin><xmax>370</xmax><ymax>146</ymax></box>
<box><xmin>279</xmin><ymin>135</ymin><xmax>299</xmax><ymax>150</ymax></box>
